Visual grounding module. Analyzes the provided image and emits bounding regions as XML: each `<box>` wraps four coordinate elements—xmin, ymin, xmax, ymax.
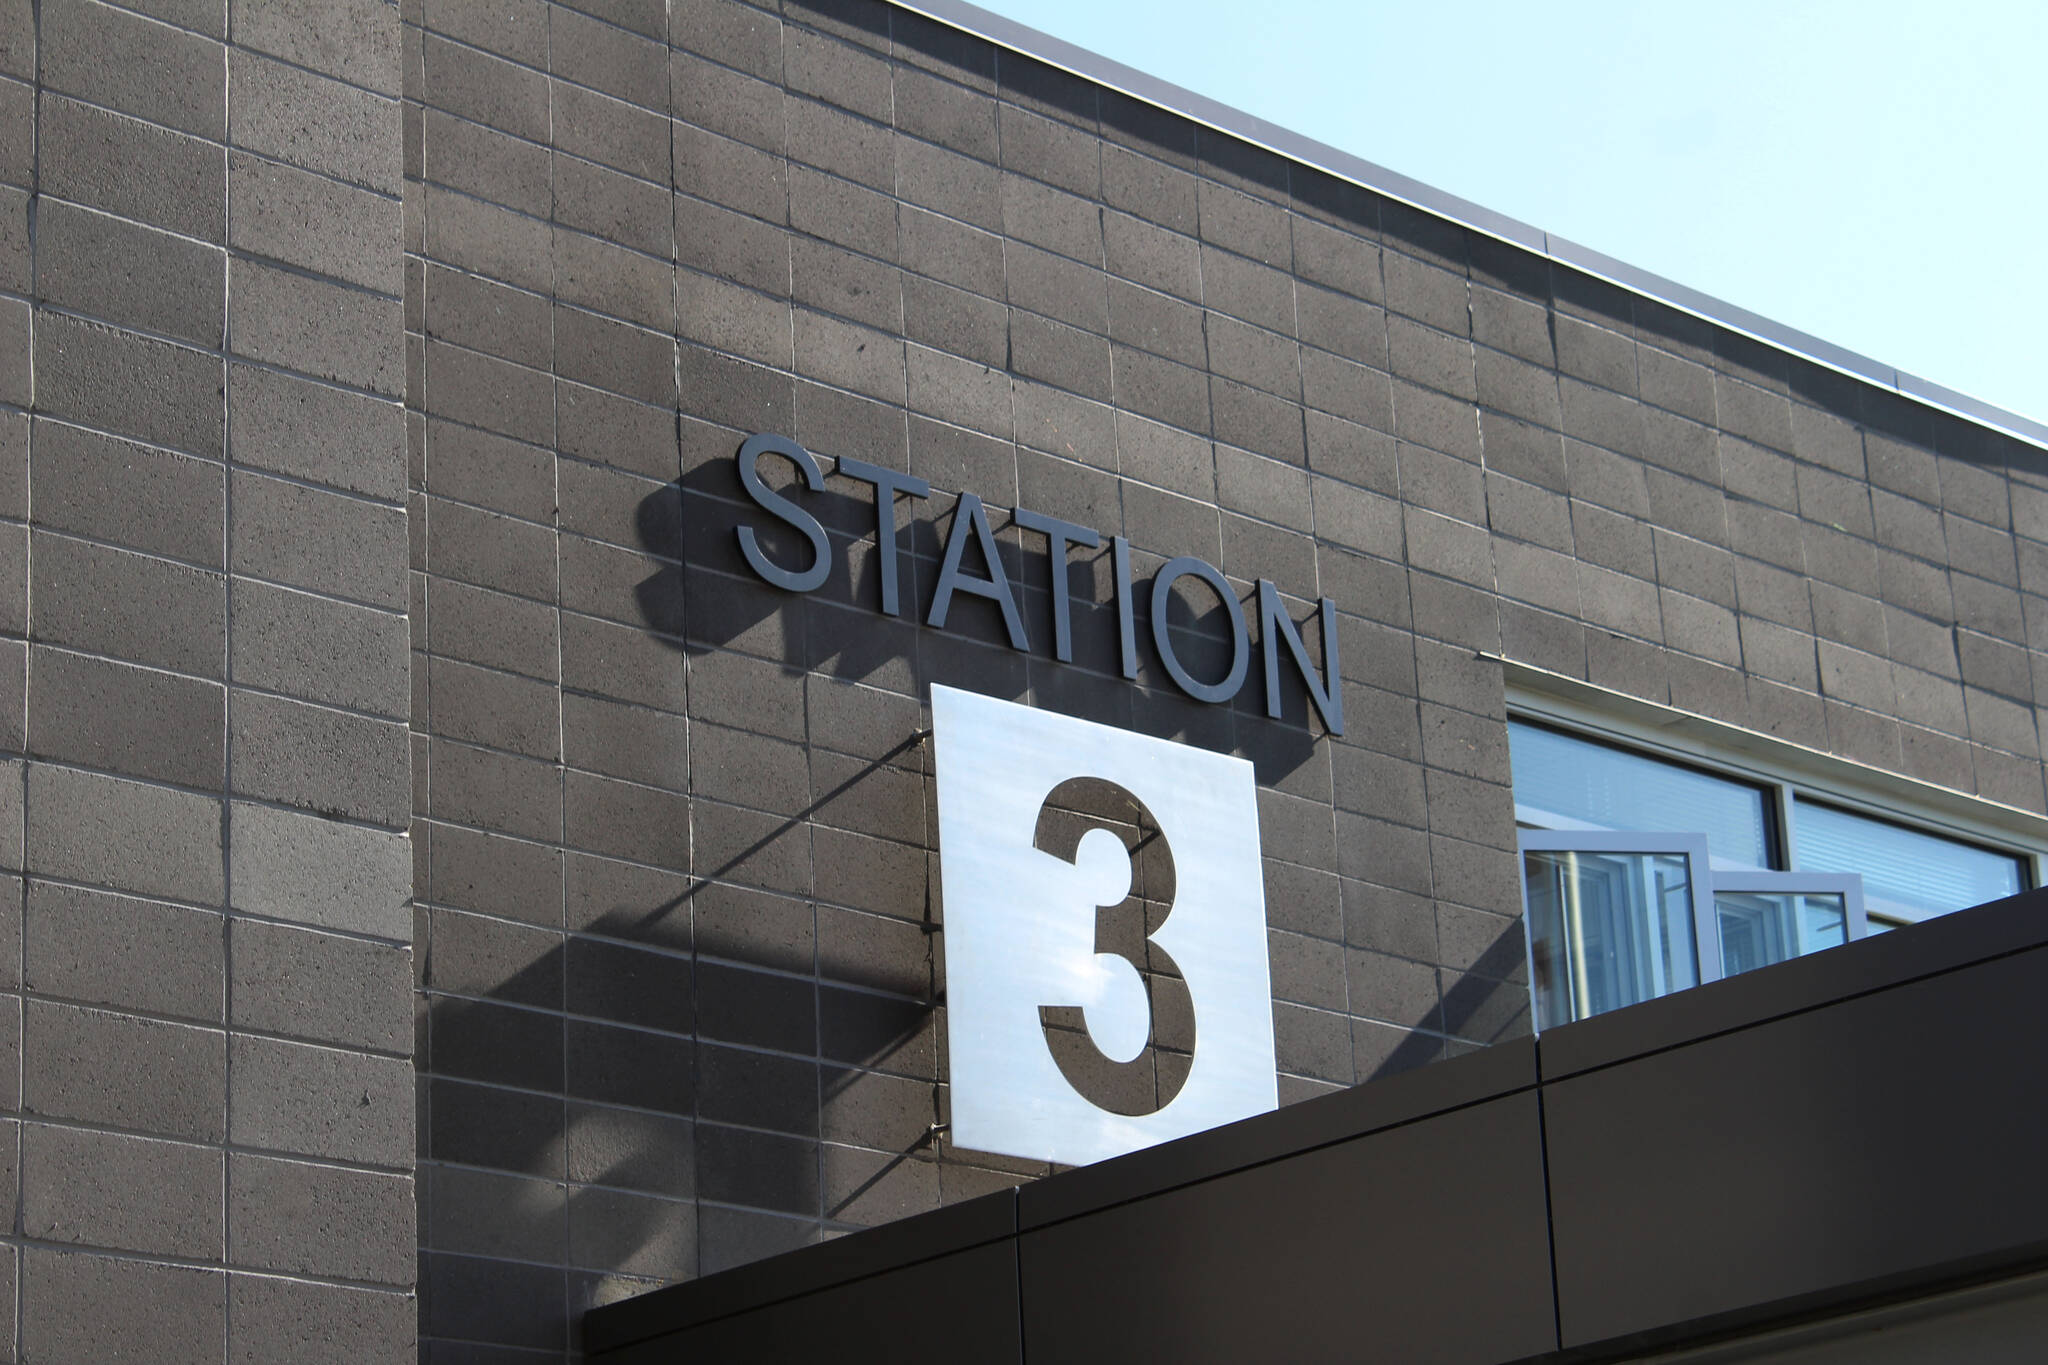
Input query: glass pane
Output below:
<box><xmin>1524</xmin><ymin>848</ymin><xmax>1700</xmax><ymax>1027</ymax></box>
<box><xmin>1509</xmin><ymin>722</ymin><xmax>1773</xmax><ymax>869</ymax></box>
<box><xmin>1793</xmin><ymin>802</ymin><xmax>2025</xmax><ymax>923</ymax></box>
<box><xmin>1716</xmin><ymin>891</ymin><xmax>1848</xmax><ymax>976</ymax></box>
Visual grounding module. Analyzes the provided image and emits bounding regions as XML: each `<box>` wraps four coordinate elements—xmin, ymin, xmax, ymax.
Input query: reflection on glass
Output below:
<box><xmin>1794</xmin><ymin>802</ymin><xmax>2025</xmax><ymax>923</ymax></box>
<box><xmin>1716</xmin><ymin>891</ymin><xmax>1848</xmax><ymax>976</ymax></box>
<box><xmin>1509</xmin><ymin>722</ymin><xmax>1773</xmax><ymax>869</ymax></box>
<box><xmin>1525</xmin><ymin>849</ymin><xmax>1699</xmax><ymax>1029</ymax></box>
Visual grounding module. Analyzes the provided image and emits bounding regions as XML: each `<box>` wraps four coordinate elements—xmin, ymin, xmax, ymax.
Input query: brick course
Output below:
<box><xmin>4</xmin><ymin>0</ymin><xmax>414</xmax><ymax>1359</ymax></box>
<box><xmin>9</xmin><ymin>0</ymin><xmax>2038</xmax><ymax>1360</ymax></box>
<box><xmin>390</xmin><ymin>2</ymin><xmax>2048</xmax><ymax>1358</ymax></box>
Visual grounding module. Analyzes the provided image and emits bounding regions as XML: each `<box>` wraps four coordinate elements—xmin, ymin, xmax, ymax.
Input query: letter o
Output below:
<box><xmin>1149</xmin><ymin>556</ymin><xmax>1249</xmax><ymax>703</ymax></box>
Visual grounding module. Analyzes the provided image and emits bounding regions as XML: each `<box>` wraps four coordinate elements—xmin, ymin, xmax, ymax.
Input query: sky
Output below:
<box><xmin>969</xmin><ymin>0</ymin><xmax>2048</xmax><ymax>429</ymax></box>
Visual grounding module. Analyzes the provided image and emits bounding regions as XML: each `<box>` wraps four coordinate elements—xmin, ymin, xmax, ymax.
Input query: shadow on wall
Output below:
<box><xmin>416</xmin><ymin>454</ymin><xmax>1506</xmax><ymax>1359</ymax></box>
<box><xmin>418</xmin><ymin>808</ymin><xmax>942</xmax><ymax>1358</ymax></box>
<box><xmin>417</xmin><ymin>782</ymin><xmax>1522</xmax><ymax>1360</ymax></box>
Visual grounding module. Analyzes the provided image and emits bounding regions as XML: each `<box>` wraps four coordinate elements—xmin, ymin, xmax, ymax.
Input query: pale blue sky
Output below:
<box><xmin>972</xmin><ymin>0</ymin><xmax>2047</xmax><ymax>427</ymax></box>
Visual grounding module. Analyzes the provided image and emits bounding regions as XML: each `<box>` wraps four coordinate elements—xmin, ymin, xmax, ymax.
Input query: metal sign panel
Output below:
<box><xmin>932</xmin><ymin>685</ymin><xmax>1278</xmax><ymax>1166</ymax></box>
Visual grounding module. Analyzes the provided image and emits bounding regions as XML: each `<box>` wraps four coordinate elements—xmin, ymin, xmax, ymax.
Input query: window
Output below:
<box><xmin>1521</xmin><ymin>833</ymin><xmax>1709</xmax><ymax>1031</ymax></box>
<box><xmin>1711</xmin><ymin>872</ymin><xmax>1863</xmax><ymax>975</ymax></box>
<box><xmin>1509</xmin><ymin>723</ymin><xmax>1773</xmax><ymax>869</ymax></box>
<box><xmin>1510</xmin><ymin>718</ymin><xmax>2035</xmax><ymax>1026</ymax></box>
<box><xmin>1791</xmin><ymin>801</ymin><xmax>2024</xmax><ymax>928</ymax></box>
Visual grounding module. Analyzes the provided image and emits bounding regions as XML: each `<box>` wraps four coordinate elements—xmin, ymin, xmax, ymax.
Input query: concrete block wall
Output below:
<box><xmin>2</xmin><ymin>0</ymin><xmax>416</xmax><ymax>1361</ymax></box>
<box><xmin>0</xmin><ymin>0</ymin><xmax>2031</xmax><ymax>1360</ymax></box>
<box><xmin>399</xmin><ymin>0</ymin><xmax>2048</xmax><ymax>1360</ymax></box>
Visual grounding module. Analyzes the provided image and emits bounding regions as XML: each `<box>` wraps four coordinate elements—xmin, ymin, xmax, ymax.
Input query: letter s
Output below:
<box><xmin>735</xmin><ymin>433</ymin><xmax>831</xmax><ymax>592</ymax></box>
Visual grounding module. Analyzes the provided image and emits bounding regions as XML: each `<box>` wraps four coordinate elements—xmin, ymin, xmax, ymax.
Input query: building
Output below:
<box><xmin>0</xmin><ymin>0</ymin><xmax>2042</xmax><ymax>1359</ymax></box>
<box><xmin>583</xmin><ymin>885</ymin><xmax>2048</xmax><ymax>1363</ymax></box>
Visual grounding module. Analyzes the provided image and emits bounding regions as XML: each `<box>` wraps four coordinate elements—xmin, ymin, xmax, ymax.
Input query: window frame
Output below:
<box><xmin>1504</xmin><ymin>671</ymin><xmax>2047</xmax><ymax>1027</ymax></box>
<box><xmin>1517</xmin><ymin>837</ymin><xmax>1882</xmax><ymax>1024</ymax></box>
<box><xmin>1518</xmin><ymin>830</ymin><xmax>1724</xmax><ymax>1006</ymax></box>
<box><xmin>1504</xmin><ymin>683</ymin><xmax>2048</xmax><ymax>895</ymax></box>
<box><xmin>1710</xmin><ymin>870</ymin><xmax>1868</xmax><ymax>973</ymax></box>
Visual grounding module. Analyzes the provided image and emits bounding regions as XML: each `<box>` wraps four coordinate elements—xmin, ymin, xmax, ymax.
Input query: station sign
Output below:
<box><xmin>731</xmin><ymin>433</ymin><xmax>1345</xmax><ymax>734</ymax></box>
<box><xmin>931</xmin><ymin>685</ymin><xmax>1277</xmax><ymax>1164</ymax></box>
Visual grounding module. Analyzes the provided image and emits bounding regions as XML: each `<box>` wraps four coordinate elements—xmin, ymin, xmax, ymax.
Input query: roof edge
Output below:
<box><xmin>892</xmin><ymin>0</ymin><xmax>2048</xmax><ymax>452</ymax></box>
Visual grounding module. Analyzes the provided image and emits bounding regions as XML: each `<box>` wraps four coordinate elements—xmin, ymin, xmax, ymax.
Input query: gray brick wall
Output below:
<box><xmin>402</xmin><ymin>0</ymin><xmax>2048</xmax><ymax>1360</ymax></box>
<box><xmin>10</xmin><ymin>1</ymin><xmax>2034</xmax><ymax>1359</ymax></box>
<box><xmin>4</xmin><ymin>0</ymin><xmax>416</xmax><ymax>1361</ymax></box>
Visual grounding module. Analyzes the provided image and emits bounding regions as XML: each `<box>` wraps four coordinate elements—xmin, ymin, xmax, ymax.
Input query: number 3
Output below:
<box><xmin>1032</xmin><ymin>778</ymin><xmax>1194</xmax><ymax>1116</ymax></box>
